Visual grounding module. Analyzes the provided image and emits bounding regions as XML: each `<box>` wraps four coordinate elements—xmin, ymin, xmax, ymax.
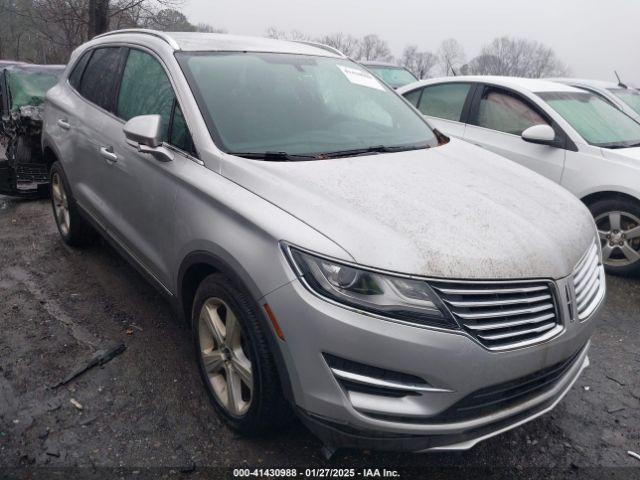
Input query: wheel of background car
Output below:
<box><xmin>589</xmin><ymin>197</ymin><xmax>640</xmax><ymax>275</ymax></box>
<box><xmin>192</xmin><ymin>273</ymin><xmax>291</xmax><ymax>435</ymax></box>
<box><xmin>49</xmin><ymin>162</ymin><xmax>97</xmax><ymax>247</ymax></box>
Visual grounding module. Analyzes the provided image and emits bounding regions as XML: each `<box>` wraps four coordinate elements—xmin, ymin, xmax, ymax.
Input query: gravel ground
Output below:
<box><xmin>0</xmin><ymin>195</ymin><xmax>639</xmax><ymax>478</ymax></box>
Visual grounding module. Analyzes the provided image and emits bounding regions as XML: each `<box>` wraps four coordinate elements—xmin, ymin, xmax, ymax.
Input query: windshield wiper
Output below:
<box><xmin>317</xmin><ymin>143</ymin><xmax>430</xmax><ymax>159</ymax></box>
<box><xmin>228</xmin><ymin>151</ymin><xmax>317</xmax><ymax>161</ymax></box>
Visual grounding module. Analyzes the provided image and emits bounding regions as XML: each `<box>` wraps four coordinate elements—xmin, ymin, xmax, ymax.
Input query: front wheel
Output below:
<box><xmin>192</xmin><ymin>273</ymin><xmax>291</xmax><ymax>435</ymax></box>
<box><xmin>589</xmin><ymin>197</ymin><xmax>640</xmax><ymax>276</ymax></box>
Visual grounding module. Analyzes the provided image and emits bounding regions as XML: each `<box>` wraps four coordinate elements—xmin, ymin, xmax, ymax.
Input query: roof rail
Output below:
<box><xmin>293</xmin><ymin>40</ymin><xmax>346</xmax><ymax>58</ymax></box>
<box><xmin>93</xmin><ymin>29</ymin><xmax>180</xmax><ymax>50</ymax></box>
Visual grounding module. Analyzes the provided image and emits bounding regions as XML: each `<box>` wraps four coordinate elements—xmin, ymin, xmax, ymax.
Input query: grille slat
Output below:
<box><xmin>446</xmin><ymin>293</ymin><xmax>551</xmax><ymax>308</ymax></box>
<box><xmin>576</xmin><ymin>272</ymin><xmax>600</xmax><ymax>306</ymax></box>
<box><xmin>574</xmin><ymin>257</ymin><xmax>598</xmax><ymax>291</ymax></box>
<box><xmin>476</xmin><ymin>322</ymin><xmax>555</xmax><ymax>341</ymax></box>
<box><xmin>454</xmin><ymin>302</ymin><xmax>554</xmax><ymax>320</ymax></box>
<box><xmin>436</xmin><ymin>285</ymin><xmax>547</xmax><ymax>295</ymax></box>
<box><xmin>464</xmin><ymin>312</ymin><xmax>556</xmax><ymax>331</ymax></box>
<box><xmin>432</xmin><ymin>280</ymin><xmax>560</xmax><ymax>350</ymax></box>
<box><xmin>574</xmin><ymin>249</ymin><xmax>597</xmax><ymax>279</ymax></box>
<box><xmin>572</xmin><ymin>243</ymin><xmax>605</xmax><ymax>320</ymax></box>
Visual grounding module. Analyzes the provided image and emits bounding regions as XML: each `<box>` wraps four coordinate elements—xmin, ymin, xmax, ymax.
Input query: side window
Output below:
<box><xmin>116</xmin><ymin>49</ymin><xmax>174</xmax><ymax>141</ymax></box>
<box><xmin>69</xmin><ymin>50</ymin><xmax>92</xmax><ymax>90</ymax></box>
<box><xmin>169</xmin><ymin>103</ymin><xmax>196</xmax><ymax>155</ymax></box>
<box><xmin>403</xmin><ymin>88</ymin><xmax>422</xmax><ymax>107</ymax></box>
<box><xmin>78</xmin><ymin>47</ymin><xmax>124</xmax><ymax>111</ymax></box>
<box><xmin>476</xmin><ymin>88</ymin><xmax>548</xmax><ymax>135</ymax></box>
<box><xmin>418</xmin><ymin>83</ymin><xmax>471</xmax><ymax>121</ymax></box>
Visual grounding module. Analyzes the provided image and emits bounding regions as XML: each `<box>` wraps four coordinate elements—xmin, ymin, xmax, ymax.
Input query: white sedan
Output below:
<box><xmin>398</xmin><ymin>76</ymin><xmax>640</xmax><ymax>275</ymax></box>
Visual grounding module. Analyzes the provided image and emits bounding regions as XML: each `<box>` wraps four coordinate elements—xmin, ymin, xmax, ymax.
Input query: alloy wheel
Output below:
<box><xmin>51</xmin><ymin>172</ymin><xmax>70</xmax><ymax>236</ymax></box>
<box><xmin>596</xmin><ymin>210</ymin><xmax>640</xmax><ymax>267</ymax></box>
<box><xmin>198</xmin><ymin>297</ymin><xmax>253</xmax><ymax>417</ymax></box>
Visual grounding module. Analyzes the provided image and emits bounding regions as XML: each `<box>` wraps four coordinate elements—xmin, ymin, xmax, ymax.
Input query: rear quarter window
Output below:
<box><xmin>69</xmin><ymin>51</ymin><xmax>92</xmax><ymax>91</ymax></box>
<box><xmin>403</xmin><ymin>88</ymin><xmax>422</xmax><ymax>107</ymax></box>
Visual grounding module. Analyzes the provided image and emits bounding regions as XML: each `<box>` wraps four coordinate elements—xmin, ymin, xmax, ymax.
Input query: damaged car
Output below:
<box><xmin>0</xmin><ymin>63</ymin><xmax>65</xmax><ymax>197</ymax></box>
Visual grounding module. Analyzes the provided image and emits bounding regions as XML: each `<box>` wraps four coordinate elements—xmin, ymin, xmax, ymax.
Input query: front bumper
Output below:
<box><xmin>264</xmin><ymin>277</ymin><xmax>602</xmax><ymax>451</ymax></box>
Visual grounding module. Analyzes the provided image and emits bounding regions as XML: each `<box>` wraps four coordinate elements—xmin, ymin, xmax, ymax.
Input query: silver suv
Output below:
<box><xmin>42</xmin><ymin>30</ymin><xmax>605</xmax><ymax>452</ymax></box>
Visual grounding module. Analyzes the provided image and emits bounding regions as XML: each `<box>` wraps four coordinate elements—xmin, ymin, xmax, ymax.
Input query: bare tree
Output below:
<box><xmin>356</xmin><ymin>34</ymin><xmax>392</xmax><ymax>62</ymax></box>
<box><xmin>196</xmin><ymin>23</ymin><xmax>227</xmax><ymax>34</ymax></box>
<box><xmin>316</xmin><ymin>32</ymin><xmax>360</xmax><ymax>57</ymax></box>
<box><xmin>145</xmin><ymin>8</ymin><xmax>194</xmax><ymax>31</ymax></box>
<box><xmin>264</xmin><ymin>26</ymin><xmax>286</xmax><ymax>39</ymax></box>
<box><xmin>466</xmin><ymin>37</ymin><xmax>568</xmax><ymax>77</ymax></box>
<box><xmin>400</xmin><ymin>45</ymin><xmax>419</xmax><ymax>69</ymax></box>
<box><xmin>400</xmin><ymin>45</ymin><xmax>437</xmax><ymax>79</ymax></box>
<box><xmin>463</xmin><ymin>53</ymin><xmax>505</xmax><ymax>75</ymax></box>
<box><xmin>0</xmin><ymin>0</ymin><xmax>185</xmax><ymax>63</ymax></box>
<box><xmin>438</xmin><ymin>38</ymin><xmax>466</xmax><ymax>76</ymax></box>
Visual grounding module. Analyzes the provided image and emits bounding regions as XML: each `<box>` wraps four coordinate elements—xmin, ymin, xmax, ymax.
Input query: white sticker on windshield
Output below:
<box><xmin>337</xmin><ymin>65</ymin><xmax>385</xmax><ymax>91</ymax></box>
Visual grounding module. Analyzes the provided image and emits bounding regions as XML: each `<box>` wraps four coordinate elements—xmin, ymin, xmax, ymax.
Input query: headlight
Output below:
<box><xmin>285</xmin><ymin>246</ymin><xmax>457</xmax><ymax>329</ymax></box>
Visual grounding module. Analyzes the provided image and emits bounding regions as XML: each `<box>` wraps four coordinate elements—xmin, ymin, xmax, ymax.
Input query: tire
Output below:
<box><xmin>192</xmin><ymin>273</ymin><xmax>291</xmax><ymax>435</ymax></box>
<box><xmin>50</xmin><ymin>161</ymin><xmax>97</xmax><ymax>247</ymax></box>
<box><xmin>588</xmin><ymin>196</ymin><xmax>640</xmax><ymax>276</ymax></box>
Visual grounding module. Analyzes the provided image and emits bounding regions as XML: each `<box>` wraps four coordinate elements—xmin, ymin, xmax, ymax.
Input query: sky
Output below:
<box><xmin>183</xmin><ymin>0</ymin><xmax>640</xmax><ymax>82</ymax></box>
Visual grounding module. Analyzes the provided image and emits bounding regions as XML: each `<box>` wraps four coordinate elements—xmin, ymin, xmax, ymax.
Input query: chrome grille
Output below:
<box><xmin>572</xmin><ymin>243</ymin><xmax>605</xmax><ymax>320</ymax></box>
<box><xmin>431</xmin><ymin>280</ymin><xmax>561</xmax><ymax>351</ymax></box>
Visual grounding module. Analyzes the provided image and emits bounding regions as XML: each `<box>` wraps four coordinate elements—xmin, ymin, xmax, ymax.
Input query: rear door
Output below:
<box><xmin>402</xmin><ymin>82</ymin><xmax>474</xmax><ymax>138</ymax></box>
<box><xmin>463</xmin><ymin>84</ymin><xmax>566</xmax><ymax>183</ymax></box>
<box><xmin>65</xmin><ymin>47</ymin><xmax>127</xmax><ymax>225</ymax></box>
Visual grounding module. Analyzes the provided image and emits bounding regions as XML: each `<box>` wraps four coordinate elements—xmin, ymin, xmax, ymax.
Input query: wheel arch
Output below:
<box><xmin>177</xmin><ymin>250</ymin><xmax>263</xmax><ymax>326</ymax></box>
<box><xmin>41</xmin><ymin>138</ymin><xmax>62</xmax><ymax>172</ymax></box>
<box><xmin>177</xmin><ymin>250</ymin><xmax>295</xmax><ymax>403</ymax></box>
<box><xmin>581</xmin><ymin>190</ymin><xmax>640</xmax><ymax>208</ymax></box>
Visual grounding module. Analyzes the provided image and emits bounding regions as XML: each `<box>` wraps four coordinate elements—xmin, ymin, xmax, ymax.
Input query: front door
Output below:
<box><xmin>64</xmin><ymin>47</ymin><xmax>128</xmax><ymax>225</ymax></box>
<box><xmin>463</xmin><ymin>85</ymin><xmax>566</xmax><ymax>183</ymax></box>
<box><xmin>104</xmin><ymin>48</ymin><xmax>197</xmax><ymax>288</ymax></box>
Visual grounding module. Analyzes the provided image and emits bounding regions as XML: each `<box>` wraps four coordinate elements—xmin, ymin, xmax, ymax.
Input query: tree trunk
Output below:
<box><xmin>88</xmin><ymin>0</ymin><xmax>110</xmax><ymax>38</ymax></box>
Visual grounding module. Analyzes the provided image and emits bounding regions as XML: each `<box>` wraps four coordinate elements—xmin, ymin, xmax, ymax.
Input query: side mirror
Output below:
<box><xmin>521</xmin><ymin>124</ymin><xmax>556</xmax><ymax>146</ymax></box>
<box><xmin>123</xmin><ymin>114</ymin><xmax>173</xmax><ymax>162</ymax></box>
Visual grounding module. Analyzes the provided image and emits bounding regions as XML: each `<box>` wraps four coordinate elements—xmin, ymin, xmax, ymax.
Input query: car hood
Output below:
<box><xmin>221</xmin><ymin>139</ymin><xmax>596</xmax><ymax>280</ymax></box>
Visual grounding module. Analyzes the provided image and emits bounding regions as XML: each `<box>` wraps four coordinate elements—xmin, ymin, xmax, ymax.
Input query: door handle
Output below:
<box><xmin>99</xmin><ymin>146</ymin><xmax>118</xmax><ymax>164</ymax></box>
<box><xmin>57</xmin><ymin>118</ymin><xmax>71</xmax><ymax>130</ymax></box>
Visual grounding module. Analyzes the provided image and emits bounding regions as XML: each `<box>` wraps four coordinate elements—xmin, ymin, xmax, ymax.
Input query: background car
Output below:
<box><xmin>360</xmin><ymin>61</ymin><xmax>419</xmax><ymax>89</ymax></box>
<box><xmin>41</xmin><ymin>30</ymin><xmax>602</xmax><ymax>453</ymax></box>
<box><xmin>399</xmin><ymin>76</ymin><xmax>640</xmax><ymax>275</ymax></box>
<box><xmin>548</xmin><ymin>78</ymin><xmax>640</xmax><ymax>122</ymax></box>
<box><xmin>0</xmin><ymin>63</ymin><xmax>65</xmax><ymax>197</ymax></box>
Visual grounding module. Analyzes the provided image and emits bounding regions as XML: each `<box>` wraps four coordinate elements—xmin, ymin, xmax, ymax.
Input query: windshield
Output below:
<box><xmin>7</xmin><ymin>68</ymin><xmax>62</xmax><ymax>111</ymax></box>
<box><xmin>176</xmin><ymin>52</ymin><xmax>437</xmax><ymax>158</ymax></box>
<box><xmin>608</xmin><ymin>88</ymin><xmax>640</xmax><ymax>116</ymax></box>
<box><xmin>366</xmin><ymin>66</ymin><xmax>419</xmax><ymax>89</ymax></box>
<box><xmin>538</xmin><ymin>91</ymin><xmax>640</xmax><ymax>148</ymax></box>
